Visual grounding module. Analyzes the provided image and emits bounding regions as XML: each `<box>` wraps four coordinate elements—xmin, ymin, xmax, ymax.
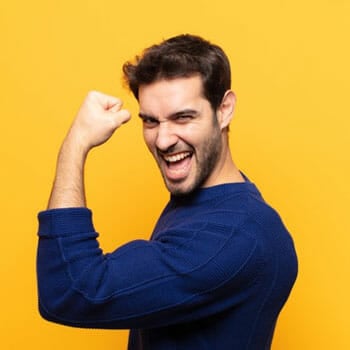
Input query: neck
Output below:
<box><xmin>218</xmin><ymin>147</ymin><xmax>245</xmax><ymax>184</ymax></box>
<box><xmin>204</xmin><ymin>140</ymin><xmax>245</xmax><ymax>188</ymax></box>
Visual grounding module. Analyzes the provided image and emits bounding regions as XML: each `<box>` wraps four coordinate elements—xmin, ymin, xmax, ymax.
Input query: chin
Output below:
<box><xmin>166</xmin><ymin>181</ymin><xmax>200</xmax><ymax>198</ymax></box>
<box><xmin>169</xmin><ymin>189</ymin><xmax>191</xmax><ymax>198</ymax></box>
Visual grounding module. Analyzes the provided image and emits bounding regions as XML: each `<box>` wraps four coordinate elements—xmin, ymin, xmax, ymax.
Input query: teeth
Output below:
<box><xmin>164</xmin><ymin>152</ymin><xmax>191</xmax><ymax>163</ymax></box>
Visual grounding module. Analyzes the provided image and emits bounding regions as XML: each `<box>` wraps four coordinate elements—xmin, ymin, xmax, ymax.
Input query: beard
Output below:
<box><xmin>160</xmin><ymin>121</ymin><xmax>223</xmax><ymax>197</ymax></box>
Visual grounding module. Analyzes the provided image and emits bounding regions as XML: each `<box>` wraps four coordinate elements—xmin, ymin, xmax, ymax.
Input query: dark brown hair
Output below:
<box><xmin>123</xmin><ymin>34</ymin><xmax>231</xmax><ymax>111</ymax></box>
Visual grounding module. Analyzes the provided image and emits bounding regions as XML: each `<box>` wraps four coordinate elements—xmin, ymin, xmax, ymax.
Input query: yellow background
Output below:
<box><xmin>1</xmin><ymin>0</ymin><xmax>349</xmax><ymax>348</ymax></box>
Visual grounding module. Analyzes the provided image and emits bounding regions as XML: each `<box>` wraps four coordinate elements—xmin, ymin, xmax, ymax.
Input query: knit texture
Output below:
<box><xmin>37</xmin><ymin>180</ymin><xmax>298</xmax><ymax>349</ymax></box>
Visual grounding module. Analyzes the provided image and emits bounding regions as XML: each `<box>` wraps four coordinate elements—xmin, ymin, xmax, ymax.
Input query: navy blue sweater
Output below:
<box><xmin>37</xmin><ymin>180</ymin><xmax>298</xmax><ymax>349</ymax></box>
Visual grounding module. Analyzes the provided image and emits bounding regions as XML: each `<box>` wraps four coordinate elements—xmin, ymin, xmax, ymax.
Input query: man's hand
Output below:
<box><xmin>66</xmin><ymin>91</ymin><xmax>131</xmax><ymax>153</ymax></box>
<box><xmin>47</xmin><ymin>91</ymin><xmax>130</xmax><ymax>209</ymax></box>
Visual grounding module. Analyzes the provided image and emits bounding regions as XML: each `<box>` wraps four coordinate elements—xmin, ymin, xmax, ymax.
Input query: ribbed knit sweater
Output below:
<box><xmin>37</xmin><ymin>179</ymin><xmax>298</xmax><ymax>349</ymax></box>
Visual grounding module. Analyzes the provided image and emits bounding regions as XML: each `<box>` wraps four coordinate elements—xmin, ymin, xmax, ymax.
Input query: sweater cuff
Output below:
<box><xmin>38</xmin><ymin>207</ymin><xmax>95</xmax><ymax>237</ymax></box>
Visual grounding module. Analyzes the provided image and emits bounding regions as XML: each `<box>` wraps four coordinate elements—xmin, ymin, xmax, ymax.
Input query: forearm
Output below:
<box><xmin>48</xmin><ymin>132</ymin><xmax>89</xmax><ymax>209</ymax></box>
<box><xmin>46</xmin><ymin>91</ymin><xmax>130</xmax><ymax>209</ymax></box>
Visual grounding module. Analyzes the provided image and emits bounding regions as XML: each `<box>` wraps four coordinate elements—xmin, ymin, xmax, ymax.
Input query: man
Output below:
<box><xmin>37</xmin><ymin>34</ymin><xmax>298</xmax><ymax>349</ymax></box>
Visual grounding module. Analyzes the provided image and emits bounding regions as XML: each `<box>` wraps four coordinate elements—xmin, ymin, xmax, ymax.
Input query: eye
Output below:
<box><xmin>141</xmin><ymin>116</ymin><xmax>159</xmax><ymax>128</ymax></box>
<box><xmin>174</xmin><ymin>114</ymin><xmax>193</xmax><ymax>123</ymax></box>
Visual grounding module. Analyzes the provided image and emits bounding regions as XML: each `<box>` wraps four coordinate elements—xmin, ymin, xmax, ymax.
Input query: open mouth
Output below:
<box><xmin>161</xmin><ymin>151</ymin><xmax>193</xmax><ymax>181</ymax></box>
<box><xmin>163</xmin><ymin>151</ymin><xmax>192</xmax><ymax>164</ymax></box>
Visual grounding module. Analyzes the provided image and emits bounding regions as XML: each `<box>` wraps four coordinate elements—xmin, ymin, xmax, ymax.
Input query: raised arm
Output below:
<box><xmin>47</xmin><ymin>91</ymin><xmax>130</xmax><ymax>209</ymax></box>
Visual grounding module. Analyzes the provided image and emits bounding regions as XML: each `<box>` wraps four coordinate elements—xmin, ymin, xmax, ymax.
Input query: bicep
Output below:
<box><xmin>38</xmin><ymin>222</ymin><xmax>260</xmax><ymax>329</ymax></box>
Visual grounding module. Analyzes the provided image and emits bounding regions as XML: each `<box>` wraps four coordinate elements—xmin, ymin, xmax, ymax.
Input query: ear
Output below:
<box><xmin>217</xmin><ymin>90</ymin><xmax>236</xmax><ymax>130</ymax></box>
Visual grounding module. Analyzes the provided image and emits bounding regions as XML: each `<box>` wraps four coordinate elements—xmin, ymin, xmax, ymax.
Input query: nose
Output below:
<box><xmin>155</xmin><ymin>121</ymin><xmax>178</xmax><ymax>152</ymax></box>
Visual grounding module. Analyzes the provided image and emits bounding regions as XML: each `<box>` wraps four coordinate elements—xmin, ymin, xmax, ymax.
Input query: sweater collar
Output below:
<box><xmin>169</xmin><ymin>173</ymin><xmax>260</xmax><ymax>206</ymax></box>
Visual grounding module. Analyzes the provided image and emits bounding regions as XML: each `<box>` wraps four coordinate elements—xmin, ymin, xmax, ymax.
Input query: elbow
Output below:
<box><xmin>38</xmin><ymin>299</ymin><xmax>61</xmax><ymax>324</ymax></box>
<box><xmin>37</xmin><ymin>286</ymin><xmax>114</xmax><ymax>329</ymax></box>
<box><xmin>37</xmin><ymin>291</ymin><xmax>72</xmax><ymax>326</ymax></box>
<box><xmin>37</xmin><ymin>287</ymin><xmax>84</xmax><ymax>327</ymax></box>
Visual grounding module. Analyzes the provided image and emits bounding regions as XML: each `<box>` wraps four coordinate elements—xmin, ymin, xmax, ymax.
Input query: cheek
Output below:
<box><xmin>179</xmin><ymin>122</ymin><xmax>202</xmax><ymax>140</ymax></box>
<box><xmin>182</xmin><ymin>123</ymin><xmax>214</xmax><ymax>146</ymax></box>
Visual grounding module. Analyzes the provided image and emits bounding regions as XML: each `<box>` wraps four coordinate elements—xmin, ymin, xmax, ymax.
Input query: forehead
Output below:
<box><xmin>138</xmin><ymin>76</ymin><xmax>208</xmax><ymax>116</ymax></box>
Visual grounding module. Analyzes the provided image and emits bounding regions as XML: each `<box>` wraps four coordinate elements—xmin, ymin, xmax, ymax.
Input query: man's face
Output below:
<box><xmin>138</xmin><ymin>76</ymin><xmax>225</xmax><ymax>197</ymax></box>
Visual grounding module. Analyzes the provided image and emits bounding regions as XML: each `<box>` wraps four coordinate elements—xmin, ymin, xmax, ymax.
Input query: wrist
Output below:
<box><xmin>62</xmin><ymin>129</ymin><xmax>91</xmax><ymax>160</ymax></box>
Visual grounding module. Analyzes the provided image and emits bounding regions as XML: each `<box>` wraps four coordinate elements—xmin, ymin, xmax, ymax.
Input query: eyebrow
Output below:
<box><xmin>138</xmin><ymin>112</ymin><xmax>155</xmax><ymax>120</ymax></box>
<box><xmin>138</xmin><ymin>109</ymin><xmax>199</xmax><ymax>120</ymax></box>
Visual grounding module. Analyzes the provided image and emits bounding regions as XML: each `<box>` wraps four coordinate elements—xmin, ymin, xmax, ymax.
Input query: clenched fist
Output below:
<box><xmin>66</xmin><ymin>91</ymin><xmax>131</xmax><ymax>153</ymax></box>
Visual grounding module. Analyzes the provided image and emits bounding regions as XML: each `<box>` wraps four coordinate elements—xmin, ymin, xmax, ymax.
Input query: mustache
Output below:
<box><xmin>157</xmin><ymin>144</ymin><xmax>194</xmax><ymax>156</ymax></box>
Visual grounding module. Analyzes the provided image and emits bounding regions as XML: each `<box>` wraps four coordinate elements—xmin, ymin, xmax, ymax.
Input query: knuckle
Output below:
<box><xmin>87</xmin><ymin>90</ymin><xmax>99</xmax><ymax>99</ymax></box>
<box><xmin>114</xmin><ymin>97</ymin><xmax>123</xmax><ymax>106</ymax></box>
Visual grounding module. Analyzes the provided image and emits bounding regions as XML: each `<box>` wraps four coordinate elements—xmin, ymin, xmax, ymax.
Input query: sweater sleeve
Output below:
<box><xmin>37</xmin><ymin>207</ymin><xmax>262</xmax><ymax>329</ymax></box>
